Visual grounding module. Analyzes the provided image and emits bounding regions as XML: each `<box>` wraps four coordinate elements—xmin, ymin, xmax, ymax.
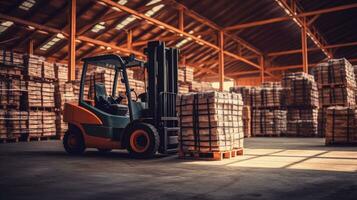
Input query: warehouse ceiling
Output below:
<box><xmin>0</xmin><ymin>0</ymin><xmax>356</xmax><ymax>81</ymax></box>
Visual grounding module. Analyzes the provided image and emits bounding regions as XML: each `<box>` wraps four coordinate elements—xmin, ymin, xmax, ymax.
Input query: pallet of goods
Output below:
<box><xmin>190</xmin><ymin>81</ymin><xmax>215</xmax><ymax>92</ymax></box>
<box><xmin>285</xmin><ymin>109</ymin><xmax>318</xmax><ymax>137</ymax></box>
<box><xmin>355</xmin><ymin>66</ymin><xmax>357</xmax><ymax>104</ymax></box>
<box><xmin>56</xmin><ymin>82</ymin><xmax>77</xmax><ymax>110</ymax></box>
<box><xmin>0</xmin><ymin>49</ymin><xmax>24</xmax><ymax>66</ymax></box>
<box><xmin>178</xmin><ymin>83</ymin><xmax>190</xmax><ymax>94</ymax></box>
<box><xmin>314</xmin><ymin>58</ymin><xmax>356</xmax><ymax>107</ymax></box>
<box><xmin>54</xmin><ymin>63</ymin><xmax>68</xmax><ymax>83</ymax></box>
<box><xmin>230</xmin><ymin>86</ymin><xmax>252</xmax><ymax>106</ymax></box>
<box><xmin>325</xmin><ymin>106</ymin><xmax>357</xmax><ymax>145</ymax></box>
<box><xmin>177</xmin><ymin>91</ymin><xmax>244</xmax><ymax>160</ymax></box>
<box><xmin>27</xmin><ymin>110</ymin><xmax>56</xmax><ymax>139</ymax></box>
<box><xmin>282</xmin><ymin>72</ymin><xmax>319</xmax><ymax>137</ymax></box>
<box><xmin>251</xmin><ymin>109</ymin><xmax>287</xmax><ymax>137</ymax></box>
<box><xmin>0</xmin><ymin>77</ymin><xmax>26</xmax><ymax>109</ymax></box>
<box><xmin>242</xmin><ymin>106</ymin><xmax>251</xmax><ymax>137</ymax></box>
<box><xmin>23</xmin><ymin>54</ymin><xmax>44</xmax><ymax>78</ymax></box>
<box><xmin>317</xmin><ymin>108</ymin><xmax>327</xmax><ymax>137</ymax></box>
<box><xmin>250</xmin><ymin>87</ymin><xmax>286</xmax><ymax>108</ymax></box>
<box><xmin>0</xmin><ymin>110</ymin><xmax>28</xmax><ymax>142</ymax></box>
<box><xmin>26</xmin><ymin>80</ymin><xmax>55</xmax><ymax>108</ymax></box>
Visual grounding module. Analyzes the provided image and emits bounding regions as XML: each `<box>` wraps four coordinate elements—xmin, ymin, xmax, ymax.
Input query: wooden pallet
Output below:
<box><xmin>252</xmin><ymin>134</ymin><xmax>280</xmax><ymax>137</ymax></box>
<box><xmin>0</xmin><ymin>137</ymin><xmax>19</xmax><ymax>143</ymax></box>
<box><xmin>178</xmin><ymin>148</ymin><xmax>244</xmax><ymax>161</ymax></box>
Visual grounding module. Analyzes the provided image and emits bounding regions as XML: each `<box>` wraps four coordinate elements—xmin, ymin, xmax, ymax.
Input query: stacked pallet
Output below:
<box><xmin>190</xmin><ymin>81</ymin><xmax>215</xmax><ymax>92</ymax></box>
<box><xmin>242</xmin><ymin>106</ymin><xmax>251</xmax><ymax>137</ymax></box>
<box><xmin>0</xmin><ymin>110</ymin><xmax>28</xmax><ymax>140</ymax></box>
<box><xmin>54</xmin><ymin>63</ymin><xmax>68</xmax><ymax>83</ymax></box>
<box><xmin>282</xmin><ymin>72</ymin><xmax>319</xmax><ymax>137</ymax></box>
<box><xmin>252</xmin><ymin>109</ymin><xmax>287</xmax><ymax>136</ymax></box>
<box><xmin>325</xmin><ymin>106</ymin><xmax>357</xmax><ymax>145</ymax></box>
<box><xmin>26</xmin><ymin>80</ymin><xmax>55</xmax><ymax>108</ymax></box>
<box><xmin>0</xmin><ymin>77</ymin><xmax>25</xmax><ymax>108</ymax></box>
<box><xmin>24</xmin><ymin>54</ymin><xmax>44</xmax><ymax>78</ymax></box>
<box><xmin>0</xmin><ymin>49</ymin><xmax>24</xmax><ymax>66</ymax></box>
<box><xmin>177</xmin><ymin>92</ymin><xmax>244</xmax><ymax>160</ymax></box>
<box><xmin>230</xmin><ymin>86</ymin><xmax>252</xmax><ymax>106</ymax></box>
<box><xmin>179</xmin><ymin>83</ymin><xmax>190</xmax><ymax>94</ymax></box>
<box><xmin>178</xmin><ymin>67</ymin><xmax>194</xmax><ymax>83</ymax></box>
<box><xmin>250</xmin><ymin>87</ymin><xmax>286</xmax><ymax>108</ymax></box>
<box><xmin>355</xmin><ymin>66</ymin><xmax>357</xmax><ymax>104</ymax></box>
<box><xmin>28</xmin><ymin>111</ymin><xmax>56</xmax><ymax>138</ymax></box>
<box><xmin>314</xmin><ymin>58</ymin><xmax>356</xmax><ymax>107</ymax></box>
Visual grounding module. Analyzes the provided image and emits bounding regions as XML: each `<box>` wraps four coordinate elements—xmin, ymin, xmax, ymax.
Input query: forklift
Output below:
<box><xmin>63</xmin><ymin>41</ymin><xmax>179</xmax><ymax>158</ymax></box>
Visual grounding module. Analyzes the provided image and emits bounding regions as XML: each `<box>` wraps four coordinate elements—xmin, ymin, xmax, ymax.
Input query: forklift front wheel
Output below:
<box><xmin>63</xmin><ymin>129</ymin><xmax>85</xmax><ymax>155</ymax></box>
<box><xmin>127</xmin><ymin>123</ymin><xmax>159</xmax><ymax>158</ymax></box>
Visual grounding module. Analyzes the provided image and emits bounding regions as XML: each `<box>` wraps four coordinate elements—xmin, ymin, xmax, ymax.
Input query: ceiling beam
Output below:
<box><xmin>224</xmin><ymin>3</ymin><xmax>357</xmax><ymax>31</ymax></box>
<box><xmin>267</xmin><ymin>41</ymin><xmax>357</xmax><ymax>57</ymax></box>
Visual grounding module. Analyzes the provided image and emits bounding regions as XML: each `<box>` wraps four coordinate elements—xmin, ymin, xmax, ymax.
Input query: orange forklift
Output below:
<box><xmin>63</xmin><ymin>41</ymin><xmax>179</xmax><ymax>158</ymax></box>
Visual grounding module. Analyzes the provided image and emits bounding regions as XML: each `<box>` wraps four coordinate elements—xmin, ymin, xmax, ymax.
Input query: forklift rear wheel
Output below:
<box><xmin>127</xmin><ymin>123</ymin><xmax>159</xmax><ymax>158</ymax></box>
<box><xmin>63</xmin><ymin>129</ymin><xmax>85</xmax><ymax>155</ymax></box>
<box><xmin>97</xmin><ymin>148</ymin><xmax>112</xmax><ymax>153</ymax></box>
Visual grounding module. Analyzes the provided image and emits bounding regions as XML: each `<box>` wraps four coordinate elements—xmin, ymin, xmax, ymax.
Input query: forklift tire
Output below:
<box><xmin>126</xmin><ymin>123</ymin><xmax>159</xmax><ymax>159</ymax></box>
<box><xmin>63</xmin><ymin>128</ymin><xmax>85</xmax><ymax>155</ymax></box>
<box><xmin>97</xmin><ymin>148</ymin><xmax>112</xmax><ymax>153</ymax></box>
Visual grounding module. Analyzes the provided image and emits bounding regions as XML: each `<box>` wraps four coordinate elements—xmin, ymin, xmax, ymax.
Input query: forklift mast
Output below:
<box><xmin>145</xmin><ymin>41</ymin><xmax>179</xmax><ymax>153</ymax></box>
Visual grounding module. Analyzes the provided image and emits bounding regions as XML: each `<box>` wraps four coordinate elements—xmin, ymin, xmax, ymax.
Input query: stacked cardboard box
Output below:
<box><xmin>251</xmin><ymin>109</ymin><xmax>287</xmax><ymax>136</ymax></box>
<box><xmin>0</xmin><ymin>110</ymin><xmax>28</xmax><ymax>139</ymax></box>
<box><xmin>282</xmin><ymin>72</ymin><xmax>319</xmax><ymax>137</ymax></box>
<box><xmin>325</xmin><ymin>106</ymin><xmax>357</xmax><ymax>145</ymax></box>
<box><xmin>177</xmin><ymin>92</ymin><xmax>244</xmax><ymax>154</ymax></box>
<box><xmin>314</xmin><ymin>58</ymin><xmax>356</xmax><ymax>107</ymax></box>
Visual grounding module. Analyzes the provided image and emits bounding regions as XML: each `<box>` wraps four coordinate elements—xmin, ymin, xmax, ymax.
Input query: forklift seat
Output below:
<box><xmin>94</xmin><ymin>83</ymin><xmax>128</xmax><ymax>116</ymax></box>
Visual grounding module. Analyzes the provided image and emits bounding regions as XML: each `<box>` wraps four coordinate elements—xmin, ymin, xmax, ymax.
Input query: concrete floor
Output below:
<box><xmin>0</xmin><ymin>138</ymin><xmax>356</xmax><ymax>200</ymax></box>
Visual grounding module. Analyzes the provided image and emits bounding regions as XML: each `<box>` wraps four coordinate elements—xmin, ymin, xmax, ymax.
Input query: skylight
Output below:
<box><xmin>115</xmin><ymin>0</ymin><xmax>164</xmax><ymax>30</ymax></box>
<box><xmin>176</xmin><ymin>31</ymin><xmax>196</xmax><ymax>48</ymax></box>
<box><xmin>112</xmin><ymin>0</ymin><xmax>128</xmax><ymax>11</ymax></box>
<box><xmin>91</xmin><ymin>22</ymin><xmax>106</xmax><ymax>33</ymax></box>
<box><xmin>0</xmin><ymin>21</ymin><xmax>14</xmax><ymax>34</ymax></box>
<box><xmin>19</xmin><ymin>0</ymin><xmax>36</xmax><ymax>11</ymax></box>
<box><xmin>40</xmin><ymin>33</ymin><xmax>64</xmax><ymax>51</ymax></box>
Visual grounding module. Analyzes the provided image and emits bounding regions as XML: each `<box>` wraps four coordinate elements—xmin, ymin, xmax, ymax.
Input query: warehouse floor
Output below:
<box><xmin>1</xmin><ymin>138</ymin><xmax>356</xmax><ymax>200</ymax></box>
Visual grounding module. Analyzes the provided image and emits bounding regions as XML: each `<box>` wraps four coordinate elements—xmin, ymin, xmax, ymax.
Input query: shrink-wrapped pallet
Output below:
<box><xmin>285</xmin><ymin>108</ymin><xmax>318</xmax><ymax>137</ymax></box>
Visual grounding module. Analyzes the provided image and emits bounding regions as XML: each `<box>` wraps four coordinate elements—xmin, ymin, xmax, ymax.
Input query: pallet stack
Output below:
<box><xmin>177</xmin><ymin>91</ymin><xmax>244</xmax><ymax>160</ymax></box>
<box><xmin>325</xmin><ymin>106</ymin><xmax>357</xmax><ymax>145</ymax></box>
<box><xmin>314</xmin><ymin>58</ymin><xmax>356</xmax><ymax>107</ymax></box>
<box><xmin>242</xmin><ymin>106</ymin><xmax>251</xmax><ymax>137</ymax></box>
<box><xmin>190</xmin><ymin>81</ymin><xmax>215</xmax><ymax>92</ymax></box>
<box><xmin>250</xmin><ymin>84</ymin><xmax>287</xmax><ymax>136</ymax></box>
<box><xmin>0</xmin><ymin>49</ymin><xmax>24</xmax><ymax>66</ymax></box>
<box><xmin>230</xmin><ymin>86</ymin><xmax>252</xmax><ymax>106</ymax></box>
<box><xmin>282</xmin><ymin>72</ymin><xmax>319</xmax><ymax>137</ymax></box>
<box><xmin>0</xmin><ymin>51</ymin><xmax>29</xmax><ymax>142</ymax></box>
<box><xmin>314</xmin><ymin>58</ymin><xmax>357</xmax><ymax>137</ymax></box>
<box><xmin>354</xmin><ymin>66</ymin><xmax>357</xmax><ymax>104</ymax></box>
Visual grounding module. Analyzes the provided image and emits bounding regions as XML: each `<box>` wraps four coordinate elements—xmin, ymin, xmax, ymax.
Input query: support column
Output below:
<box><xmin>219</xmin><ymin>31</ymin><xmax>224</xmax><ymax>91</ymax></box>
<box><xmin>260</xmin><ymin>56</ymin><xmax>265</xmax><ymax>84</ymax></box>
<box><xmin>68</xmin><ymin>0</ymin><xmax>76</xmax><ymax>81</ymax></box>
<box><xmin>178</xmin><ymin>8</ymin><xmax>184</xmax><ymax>31</ymax></box>
<box><xmin>127</xmin><ymin>29</ymin><xmax>132</xmax><ymax>50</ymax></box>
<box><xmin>301</xmin><ymin>18</ymin><xmax>308</xmax><ymax>73</ymax></box>
<box><xmin>28</xmin><ymin>39</ymin><xmax>34</xmax><ymax>55</ymax></box>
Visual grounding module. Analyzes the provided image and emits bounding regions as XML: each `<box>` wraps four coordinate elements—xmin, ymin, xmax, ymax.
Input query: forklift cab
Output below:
<box><xmin>63</xmin><ymin>41</ymin><xmax>180</xmax><ymax>158</ymax></box>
